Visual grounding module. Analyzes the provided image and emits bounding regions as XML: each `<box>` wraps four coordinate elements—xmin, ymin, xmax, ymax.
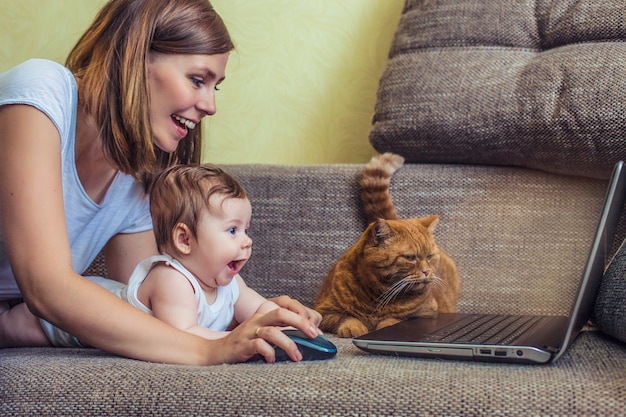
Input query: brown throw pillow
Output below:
<box><xmin>369</xmin><ymin>0</ymin><xmax>626</xmax><ymax>179</ymax></box>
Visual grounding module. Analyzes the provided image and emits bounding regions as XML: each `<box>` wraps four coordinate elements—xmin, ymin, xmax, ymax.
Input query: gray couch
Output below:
<box><xmin>2</xmin><ymin>163</ymin><xmax>626</xmax><ymax>416</ymax></box>
<box><xmin>2</xmin><ymin>0</ymin><xmax>626</xmax><ymax>416</ymax></box>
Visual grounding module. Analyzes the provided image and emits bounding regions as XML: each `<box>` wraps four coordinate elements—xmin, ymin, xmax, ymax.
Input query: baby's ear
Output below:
<box><xmin>172</xmin><ymin>223</ymin><xmax>192</xmax><ymax>255</ymax></box>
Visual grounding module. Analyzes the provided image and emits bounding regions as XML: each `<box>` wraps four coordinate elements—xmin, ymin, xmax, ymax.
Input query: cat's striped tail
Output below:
<box><xmin>360</xmin><ymin>152</ymin><xmax>404</xmax><ymax>223</ymax></box>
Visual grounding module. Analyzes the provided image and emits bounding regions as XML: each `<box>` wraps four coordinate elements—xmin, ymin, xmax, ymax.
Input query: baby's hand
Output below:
<box><xmin>269</xmin><ymin>295</ymin><xmax>323</xmax><ymax>327</ymax></box>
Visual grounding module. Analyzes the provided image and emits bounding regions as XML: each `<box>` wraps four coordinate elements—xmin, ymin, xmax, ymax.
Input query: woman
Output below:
<box><xmin>0</xmin><ymin>0</ymin><xmax>321</xmax><ymax>365</ymax></box>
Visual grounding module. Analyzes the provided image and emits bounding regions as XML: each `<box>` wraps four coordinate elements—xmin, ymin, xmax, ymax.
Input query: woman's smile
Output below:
<box><xmin>170</xmin><ymin>114</ymin><xmax>198</xmax><ymax>140</ymax></box>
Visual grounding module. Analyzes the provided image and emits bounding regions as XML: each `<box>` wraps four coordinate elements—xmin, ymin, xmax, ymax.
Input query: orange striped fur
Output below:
<box><xmin>315</xmin><ymin>153</ymin><xmax>460</xmax><ymax>338</ymax></box>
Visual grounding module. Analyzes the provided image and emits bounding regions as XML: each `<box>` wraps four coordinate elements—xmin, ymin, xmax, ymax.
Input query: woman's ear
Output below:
<box><xmin>172</xmin><ymin>223</ymin><xmax>192</xmax><ymax>255</ymax></box>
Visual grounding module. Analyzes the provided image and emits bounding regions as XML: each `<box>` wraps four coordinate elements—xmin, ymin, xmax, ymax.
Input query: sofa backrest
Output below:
<box><xmin>226</xmin><ymin>163</ymin><xmax>608</xmax><ymax>316</ymax></box>
<box><xmin>82</xmin><ymin>163</ymin><xmax>611</xmax><ymax>322</ymax></box>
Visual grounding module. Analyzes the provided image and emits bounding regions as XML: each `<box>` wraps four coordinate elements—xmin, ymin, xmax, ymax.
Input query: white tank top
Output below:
<box><xmin>123</xmin><ymin>254</ymin><xmax>240</xmax><ymax>331</ymax></box>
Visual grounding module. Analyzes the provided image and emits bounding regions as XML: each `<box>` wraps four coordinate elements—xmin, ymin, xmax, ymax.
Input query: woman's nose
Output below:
<box><xmin>197</xmin><ymin>91</ymin><xmax>216</xmax><ymax>116</ymax></box>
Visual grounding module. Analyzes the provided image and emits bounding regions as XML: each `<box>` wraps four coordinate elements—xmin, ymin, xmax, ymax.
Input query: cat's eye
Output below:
<box><xmin>403</xmin><ymin>255</ymin><xmax>417</xmax><ymax>263</ymax></box>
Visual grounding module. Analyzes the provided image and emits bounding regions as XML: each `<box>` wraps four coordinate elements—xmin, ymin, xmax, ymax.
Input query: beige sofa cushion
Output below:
<box><xmin>369</xmin><ymin>0</ymin><xmax>626</xmax><ymax>179</ymax></box>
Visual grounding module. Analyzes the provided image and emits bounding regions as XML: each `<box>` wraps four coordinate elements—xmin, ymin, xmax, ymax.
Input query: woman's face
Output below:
<box><xmin>147</xmin><ymin>53</ymin><xmax>229</xmax><ymax>153</ymax></box>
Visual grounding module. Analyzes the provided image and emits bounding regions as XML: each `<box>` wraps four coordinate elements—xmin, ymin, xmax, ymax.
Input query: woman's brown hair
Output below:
<box><xmin>66</xmin><ymin>0</ymin><xmax>234</xmax><ymax>188</ymax></box>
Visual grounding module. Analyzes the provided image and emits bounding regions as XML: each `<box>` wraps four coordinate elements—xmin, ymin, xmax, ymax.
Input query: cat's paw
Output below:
<box><xmin>414</xmin><ymin>298</ymin><xmax>439</xmax><ymax>317</ymax></box>
<box><xmin>337</xmin><ymin>318</ymin><xmax>369</xmax><ymax>338</ymax></box>
<box><xmin>376</xmin><ymin>318</ymin><xmax>401</xmax><ymax>329</ymax></box>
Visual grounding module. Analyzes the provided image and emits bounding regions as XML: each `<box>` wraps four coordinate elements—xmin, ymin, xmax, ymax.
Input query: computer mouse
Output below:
<box><xmin>273</xmin><ymin>329</ymin><xmax>337</xmax><ymax>362</ymax></box>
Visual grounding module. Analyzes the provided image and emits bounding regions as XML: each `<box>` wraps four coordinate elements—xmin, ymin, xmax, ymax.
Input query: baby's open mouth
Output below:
<box><xmin>228</xmin><ymin>260</ymin><xmax>244</xmax><ymax>273</ymax></box>
<box><xmin>172</xmin><ymin>115</ymin><xmax>197</xmax><ymax>130</ymax></box>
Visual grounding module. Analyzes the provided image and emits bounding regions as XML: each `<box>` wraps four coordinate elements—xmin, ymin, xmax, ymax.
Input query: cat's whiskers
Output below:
<box><xmin>376</xmin><ymin>275</ymin><xmax>427</xmax><ymax>311</ymax></box>
<box><xmin>430</xmin><ymin>275</ymin><xmax>457</xmax><ymax>307</ymax></box>
<box><xmin>430</xmin><ymin>275</ymin><xmax>448</xmax><ymax>292</ymax></box>
<box><xmin>376</xmin><ymin>280</ymin><xmax>407</xmax><ymax>310</ymax></box>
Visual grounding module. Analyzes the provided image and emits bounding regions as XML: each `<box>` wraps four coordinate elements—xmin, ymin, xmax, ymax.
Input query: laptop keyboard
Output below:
<box><xmin>421</xmin><ymin>314</ymin><xmax>543</xmax><ymax>345</ymax></box>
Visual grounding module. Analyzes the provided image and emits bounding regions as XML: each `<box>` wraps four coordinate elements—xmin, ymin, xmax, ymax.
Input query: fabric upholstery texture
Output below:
<box><xmin>2</xmin><ymin>332</ymin><xmax>625</xmax><ymax>417</ymax></box>
<box><xmin>369</xmin><ymin>0</ymin><xmax>626</xmax><ymax>179</ymax></box>
<box><xmin>2</xmin><ymin>163</ymin><xmax>625</xmax><ymax>417</ymax></box>
<box><xmin>594</xmin><ymin>238</ymin><xmax>626</xmax><ymax>342</ymax></box>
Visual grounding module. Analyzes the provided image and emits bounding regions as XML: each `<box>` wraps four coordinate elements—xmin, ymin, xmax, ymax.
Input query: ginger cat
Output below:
<box><xmin>314</xmin><ymin>153</ymin><xmax>460</xmax><ymax>338</ymax></box>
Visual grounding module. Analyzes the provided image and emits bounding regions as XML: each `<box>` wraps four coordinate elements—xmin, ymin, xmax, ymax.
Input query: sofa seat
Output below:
<box><xmin>2</xmin><ymin>331</ymin><xmax>624</xmax><ymax>416</ymax></box>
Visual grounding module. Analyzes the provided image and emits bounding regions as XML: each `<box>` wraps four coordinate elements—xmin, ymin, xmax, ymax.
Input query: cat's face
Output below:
<box><xmin>364</xmin><ymin>217</ymin><xmax>441</xmax><ymax>294</ymax></box>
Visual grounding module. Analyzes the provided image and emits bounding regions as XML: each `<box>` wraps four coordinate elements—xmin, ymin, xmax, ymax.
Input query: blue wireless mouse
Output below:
<box><xmin>273</xmin><ymin>329</ymin><xmax>337</xmax><ymax>362</ymax></box>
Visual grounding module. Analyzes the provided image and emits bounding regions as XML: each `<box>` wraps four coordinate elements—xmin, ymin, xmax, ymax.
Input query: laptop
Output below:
<box><xmin>353</xmin><ymin>161</ymin><xmax>626</xmax><ymax>364</ymax></box>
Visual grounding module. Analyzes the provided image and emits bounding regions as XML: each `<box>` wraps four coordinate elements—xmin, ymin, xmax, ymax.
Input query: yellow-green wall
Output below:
<box><xmin>0</xmin><ymin>0</ymin><xmax>403</xmax><ymax>165</ymax></box>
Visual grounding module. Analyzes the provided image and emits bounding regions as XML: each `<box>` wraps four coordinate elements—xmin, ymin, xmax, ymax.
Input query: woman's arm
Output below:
<box><xmin>0</xmin><ymin>105</ymin><xmax>318</xmax><ymax>364</ymax></box>
<box><xmin>0</xmin><ymin>104</ymin><xmax>203</xmax><ymax>363</ymax></box>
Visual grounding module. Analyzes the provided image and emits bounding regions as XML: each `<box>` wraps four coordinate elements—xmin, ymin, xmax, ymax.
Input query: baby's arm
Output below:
<box><xmin>232</xmin><ymin>276</ymin><xmax>323</xmax><ymax>327</ymax></box>
<box><xmin>141</xmin><ymin>266</ymin><xmax>227</xmax><ymax>340</ymax></box>
<box><xmin>233</xmin><ymin>275</ymin><xmax>279</xmax><ymax>323</ymax></box>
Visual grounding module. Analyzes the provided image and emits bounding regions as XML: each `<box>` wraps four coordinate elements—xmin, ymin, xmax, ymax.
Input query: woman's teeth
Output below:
<box><xmin>172</xmin><ymin>115</ymin><xmax>197</xmax><ymax>130</ymax></box>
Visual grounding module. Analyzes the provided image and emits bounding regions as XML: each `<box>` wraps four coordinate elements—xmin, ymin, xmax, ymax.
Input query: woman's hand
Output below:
<box><xmin>217</xmin><ymin>307</ymin><xmax>320</xmax><ymax>363</ymax></box>
<box><xmin>269</xmin><ymin>295</ymin><xmax>322</xmax><ymax>326</ymax></box>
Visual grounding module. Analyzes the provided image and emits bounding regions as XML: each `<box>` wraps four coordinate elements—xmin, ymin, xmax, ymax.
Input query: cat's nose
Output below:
<box><xmin>423</xmin><ymin>269</ymin><xmax>431</xmax><ymax>277</ymax></box>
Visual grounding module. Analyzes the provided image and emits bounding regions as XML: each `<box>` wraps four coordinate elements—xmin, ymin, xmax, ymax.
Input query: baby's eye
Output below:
<box><xmin>227</xmin><ymin>227</ymin><xmax>236</xmax><ymax>235</ymax></box>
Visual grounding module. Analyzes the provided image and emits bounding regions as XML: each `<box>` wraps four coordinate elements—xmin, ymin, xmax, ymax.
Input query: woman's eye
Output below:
<box><xmin>191</xmin><ymin>77</ymin><xmax>204</xmax><ymax>87</ymax></box>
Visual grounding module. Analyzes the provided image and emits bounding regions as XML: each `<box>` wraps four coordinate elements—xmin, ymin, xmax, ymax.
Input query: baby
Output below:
<box><xmin>1</xmin><ymin>164</ymin><xmax>285</xmax><ymax>347</ymax></box>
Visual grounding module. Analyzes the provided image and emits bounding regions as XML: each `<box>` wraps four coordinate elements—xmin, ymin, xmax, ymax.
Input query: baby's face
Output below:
<box><xmin>184</xmin><ymin>195</ymin><xmax>252</xmax><ymax>291</ymax></box>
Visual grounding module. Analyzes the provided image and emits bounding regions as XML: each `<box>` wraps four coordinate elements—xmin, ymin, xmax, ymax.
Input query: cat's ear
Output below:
<box><xmin>420</xmin><ymin>215</ymin><xmax>440</xmax><ymax>232</ymax></box>
<box><xmin>371</xmin><ymin>219</ymin><xmax>394</xmax><ymax>245</ymax></box>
